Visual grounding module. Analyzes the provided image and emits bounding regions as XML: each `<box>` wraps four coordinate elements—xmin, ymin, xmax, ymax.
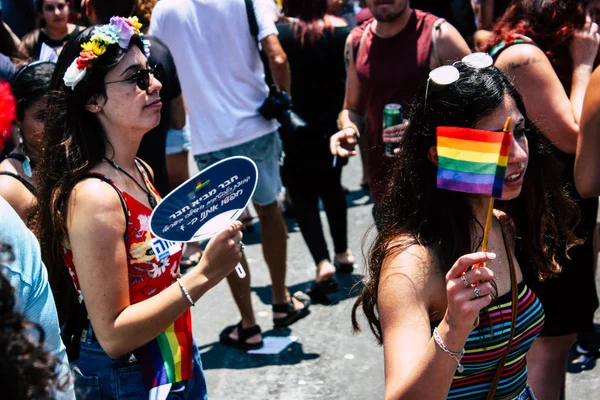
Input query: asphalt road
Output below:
<box><xmin>188</xmin><ymin>155</ymin><xmax>600</xmax><ymax>400</ymax></box>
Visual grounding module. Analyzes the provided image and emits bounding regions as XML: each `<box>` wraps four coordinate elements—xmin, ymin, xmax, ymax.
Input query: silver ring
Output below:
<box><xmin>460</xmin><ymin>275</ymin><xmax>470</xmax><ymax>287</ymax></box>
<box><xmin>239</xmin><ymin>242</ymin><xmax>245</xmax><ymax>251</ymax></box>
<box><xmin>473</xmin><ymin>287</ymin><xmax>481</xmax><ymax>298</ymax></box>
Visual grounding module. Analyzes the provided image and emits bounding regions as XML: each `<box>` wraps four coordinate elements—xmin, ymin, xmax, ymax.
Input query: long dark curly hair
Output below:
<box><xmin>483</xmin><ymin>0</ymin><xmax>593</xmax><ymax>89</ymax></box>
<box><xmin>33</xmin><ymin>27</ymin><xmax>145</xmax><ymax>324</ymax></box>
<box><xmin>0</xmin><ymin>264</ymin><xmax>63</xmax><ymax>399</ymax></box>
<box><xmin>351</xmin><ymin>63</ymin><xmax>578</xmax><ymax>344</ymax></box>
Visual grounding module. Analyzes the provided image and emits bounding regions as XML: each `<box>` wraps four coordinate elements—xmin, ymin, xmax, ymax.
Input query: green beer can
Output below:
<box><xmin>383</xmin><ymin>103</ymin><xmax>403</xmax><ymax>156</ymax></box>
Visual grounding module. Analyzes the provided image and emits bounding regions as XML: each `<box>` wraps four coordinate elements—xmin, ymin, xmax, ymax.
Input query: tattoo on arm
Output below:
<box><xmin>509</xmin><ymin>57</ymin><xmax>542</xmax><ymax>70</ymax></box>
<box><xmin>345</xmin><ymin>47</ymin><xmax>351</xmax><ymax>70</ymax></box>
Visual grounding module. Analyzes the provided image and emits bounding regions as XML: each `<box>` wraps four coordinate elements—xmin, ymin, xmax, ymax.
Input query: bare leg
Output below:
<box><xmin>527</xmin><ymin>334</ymin><xmax>576</xmax><ymax>400</ymax></box>
<box><xmin>225</xmin><ymin>252</ymin><xmax>261</xmax><ymax>344</ymax></box>
<box><xmin>253</xmin><ymin>201</ymin><xmax>287</xmax><ymax>304</ymax></box>
<box><xmin>253</xmin><ymin>200</ymin><xmax>306</xmax><ymax>317</ymax></box>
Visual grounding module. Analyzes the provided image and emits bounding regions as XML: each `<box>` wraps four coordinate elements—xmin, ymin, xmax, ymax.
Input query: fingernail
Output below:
<box><xmin>486</xmin><ymin>252</ymin><xmax>496</xmax><ymax>259</ymax></box>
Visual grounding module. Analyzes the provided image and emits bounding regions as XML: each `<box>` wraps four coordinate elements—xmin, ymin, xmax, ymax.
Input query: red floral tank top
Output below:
<box><xmin>63</xmin><ymin>172</ymin><xmax>183</xmax><ymax>304</ymax></box>
<box><xmin>63</xmin><ymin>170</ymin><xmax>195</xmax><ymax>391</ymax></box>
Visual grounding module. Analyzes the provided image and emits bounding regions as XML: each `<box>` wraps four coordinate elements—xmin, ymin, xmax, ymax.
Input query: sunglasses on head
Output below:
<box><xmin>44</xmin><ymin>3</ymin><xmax>67</xmax><ymax>12</ymax></box>
<box><xmin>424</xmin><ymin>53</ymin><xmax>494</xmax><ymax>112</ymax></box>
<box><xmin>105</xmin><ymin>64</ymin><xmax>164</xmax><ymax>91</ymax></box>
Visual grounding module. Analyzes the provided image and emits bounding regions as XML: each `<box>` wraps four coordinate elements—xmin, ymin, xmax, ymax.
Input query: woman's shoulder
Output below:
<box><xmin>0</xmin><ymin>157</ymin><xmax>19</xmax><ymax>174</ymax></box>
<box><xmin>494</xmin><ymin>41</ymin><xmax>550</xmax><ymax>70</ymax></box>
<box><xmin>381</xmin><ymin>238</ymin><xmax>443</xmax><ymax>286</ymax></box>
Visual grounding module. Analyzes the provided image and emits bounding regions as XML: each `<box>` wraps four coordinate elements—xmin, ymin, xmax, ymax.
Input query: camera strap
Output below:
<box><xmin>244</xmin><ymin>0</ymin><xmax>277</xmax><ymax>94</ymax></box>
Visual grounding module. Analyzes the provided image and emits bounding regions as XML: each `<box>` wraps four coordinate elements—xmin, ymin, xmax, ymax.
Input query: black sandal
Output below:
<box><xmin>219</xmin><ymin>321</ymin><xmax>263</xmax><ymax>350</ymax></box>
<box><xmin>272</xmin><ymin>292</ymin><xmax>311</xmax><ymax>328</ymax></box>
<box><xmin>306</xmin><ymin>279</ymin><xmax>339</xmax><ymax>305</ymax></box>
<box><xmin>334</xmin><ymin>258</ymin><xmax>355</xmax><ymax>274</ymax></box>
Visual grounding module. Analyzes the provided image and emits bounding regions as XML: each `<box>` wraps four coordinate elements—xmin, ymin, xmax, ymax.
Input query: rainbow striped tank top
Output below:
<box><xmin>443</xmin><ymin>281</ymin><xmax>544</xmax><ymax>399</ymax></box>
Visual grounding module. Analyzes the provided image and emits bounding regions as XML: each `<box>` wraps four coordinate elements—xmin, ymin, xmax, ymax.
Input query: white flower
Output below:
<box><xmin>63</xmin><ymin>60</ymin><xmax>86</xmax><ymax>90</ymax></box>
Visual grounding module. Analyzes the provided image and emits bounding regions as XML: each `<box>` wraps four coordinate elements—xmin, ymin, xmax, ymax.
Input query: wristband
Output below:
<box><xmin>176</xmin><ymin>278</ymin><xmax>195</xmax><ymax>307</ymax></box>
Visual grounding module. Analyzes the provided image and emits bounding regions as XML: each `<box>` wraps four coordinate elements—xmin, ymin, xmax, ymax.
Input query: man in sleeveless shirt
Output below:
<box><xmin>330</xmin><ymin>0</ymin><xmax>470</xmax><ymax>207</ymax></box>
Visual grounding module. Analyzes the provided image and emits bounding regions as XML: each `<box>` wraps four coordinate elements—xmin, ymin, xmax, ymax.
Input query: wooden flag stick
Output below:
<box><xmin>474</xmin><ymin>117</ymin><xmax>511</xmax><ymax>327</ymax></box>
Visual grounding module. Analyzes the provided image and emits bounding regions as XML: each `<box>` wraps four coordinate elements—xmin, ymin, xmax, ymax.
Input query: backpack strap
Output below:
<box><xmin>354</xmin><ymin>22</ymin><xmax>372</xmax><ymax>64</ymax></box>
<box><xmin>431</xmin><ymin>18</ymin><xmax>446</xmax><ymax>68</ymax></box>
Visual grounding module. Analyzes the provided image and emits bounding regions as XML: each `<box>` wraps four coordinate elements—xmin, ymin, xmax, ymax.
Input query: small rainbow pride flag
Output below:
<box><xmin>195</xmin><ymin>180</ymin><xmax>210</xmax><ymax>192</ymax></box>
<box><xmin>135</xmin><ymin>310</ymin><xmax>194</xmax><ymax>392</ymax></box>
<box><xmin>436</xmin><ymin>126</ymin><xmax>512</xmax><ymax>198</ymax></box>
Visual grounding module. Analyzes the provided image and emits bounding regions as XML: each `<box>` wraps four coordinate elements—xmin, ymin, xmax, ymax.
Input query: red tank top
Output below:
<box><xmin>352</xmin><ymin>10</ymin><xmax>438</xmax><ymax>203</ymax></box>
<box><xmin>63</xmin><ymin>172</ymin><xmax>183</xmax><ymax>305</ymax></box>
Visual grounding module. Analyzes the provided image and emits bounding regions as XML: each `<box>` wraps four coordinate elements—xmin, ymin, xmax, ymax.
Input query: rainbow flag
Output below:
<box><xmin>135</xmin><ymin>310</ymin><xmax>194</xmax><ymax>391</ymax></box>
<box><xmin>436</xmin><ymin>127</ymin><xmax>512</xmax><ymax>198</ymax></box>
<box><xmin>195</xmin><ymin>180</ymin><xmax>210</xmax><ymax>192</ymax></box>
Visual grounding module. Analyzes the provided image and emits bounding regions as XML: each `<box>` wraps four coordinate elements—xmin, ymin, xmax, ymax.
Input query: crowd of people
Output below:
<box><xmin>0</xmin><ymin>0</ymin><xmax>600</xmax><ymax>399</ymax></box>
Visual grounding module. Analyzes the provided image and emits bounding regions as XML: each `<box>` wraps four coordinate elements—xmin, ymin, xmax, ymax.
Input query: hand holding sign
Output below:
<box><xmin>150</xmin><ymin>156</ymin><xmax>259</xmax><ymax>278</ymax></box>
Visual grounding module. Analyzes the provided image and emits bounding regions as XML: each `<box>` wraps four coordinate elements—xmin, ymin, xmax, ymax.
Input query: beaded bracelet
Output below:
<box><xmin>433</xmin><ymin>327</ymin><xmax>465</xmax><ymax>373</ymax></box>
<box><xmin>176</xmin><ymin>278</ymin><xmax>195</xmax><ymax>307</ymax></box>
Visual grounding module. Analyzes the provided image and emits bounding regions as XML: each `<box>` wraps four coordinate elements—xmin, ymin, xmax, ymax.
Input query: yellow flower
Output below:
<box><xmin>81</xmin><ymin>40</ymin><xmax>107</xmax><ymax>56</ymax></box>
<box><xmin>127</xmin><ymin>16</ymin><xmax>143</xmax><ymax>35</ymax></box>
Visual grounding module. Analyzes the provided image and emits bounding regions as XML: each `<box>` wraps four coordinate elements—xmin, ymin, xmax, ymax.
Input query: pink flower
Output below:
<box><xmin>110</xmin><ymin>16</ymin><xmax>135</xmax><ymax>48</ymax></box>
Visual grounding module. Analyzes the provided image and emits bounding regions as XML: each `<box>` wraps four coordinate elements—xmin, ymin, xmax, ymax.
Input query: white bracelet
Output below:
<box><xmin>433</xmin><ymin>327</ymin><xmax>465</xmax><ymax>373</ymax></box>
<box><xmin>176</xmin><ymin>278</ymin><xmax>195</xmax><ymax>307</ymax></box>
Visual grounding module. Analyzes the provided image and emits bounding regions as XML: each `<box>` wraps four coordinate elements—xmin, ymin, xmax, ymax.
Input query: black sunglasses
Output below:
<box><xmin>105</xmin><ymin>64</ymin><xmax>164</xmax><ymax>91</ymax></box>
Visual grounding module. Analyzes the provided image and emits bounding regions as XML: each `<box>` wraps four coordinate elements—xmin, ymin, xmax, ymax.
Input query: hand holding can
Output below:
<box><xmin>382</xmin><ymin>104</ymin><xmax>407</xmax><ymax>156</ymax></box>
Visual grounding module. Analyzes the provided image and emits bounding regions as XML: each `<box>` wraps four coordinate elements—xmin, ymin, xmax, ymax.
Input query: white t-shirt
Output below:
<box><xmin>151</xmin><ymin>0</ymin><xmax>280</xmax><ymax>155</ymax></box>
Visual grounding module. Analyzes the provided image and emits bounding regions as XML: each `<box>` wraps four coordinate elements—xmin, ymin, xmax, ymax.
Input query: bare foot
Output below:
<box><xmin>316</xmin><ymin>259</ymin><xmax>336</xmax><ymax>283</ymax></box>
<box><xmin>335</xmin><ymin>249</ymin><xmax>355</xmax><ymax>265</ymax></box>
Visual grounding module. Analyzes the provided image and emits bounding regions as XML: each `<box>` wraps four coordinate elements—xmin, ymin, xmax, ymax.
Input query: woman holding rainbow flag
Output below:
<box><xmin>352</xmin><ymin>60</ymin><xmax>577</xmax><ymax>399</ymax></box>
<box><xmin>34</xmin><ymin>17</ymin><xmax>243</xmax><ymax>399</ymax></box>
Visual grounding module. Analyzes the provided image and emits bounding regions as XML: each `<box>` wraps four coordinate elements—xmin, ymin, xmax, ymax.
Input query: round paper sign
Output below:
<box><xmin>150</xmin><ymin>156</ymin><xmax>258</xmax><ymax>242</ymax></box>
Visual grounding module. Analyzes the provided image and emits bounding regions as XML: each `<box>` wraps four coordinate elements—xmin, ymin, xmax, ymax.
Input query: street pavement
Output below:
<box><xmin>188</xmin><ymin>155</ymin><xmax>600</xmax><ymax>400</ymax></box>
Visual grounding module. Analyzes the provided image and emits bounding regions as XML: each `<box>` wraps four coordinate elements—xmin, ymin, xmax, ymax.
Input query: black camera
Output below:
<box><xmin>258</xmin><ymin>90</ymin><xmax>307</xmax><ymax>136</ymax></box>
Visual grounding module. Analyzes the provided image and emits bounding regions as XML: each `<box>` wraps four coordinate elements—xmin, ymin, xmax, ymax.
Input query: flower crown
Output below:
<box><xmin>64</xmin><ymin>16</ymin><xmax>150</xmax><ymax>90</ymax></box>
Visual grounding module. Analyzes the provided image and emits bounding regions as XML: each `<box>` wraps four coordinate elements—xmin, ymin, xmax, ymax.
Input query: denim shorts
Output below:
<box><xmin>194</xmin><ymin>131</ymin><xmax>283</xmax><ymax>206</ymax></box>
<box><xmin>512</xmin><ymin>384</ymin><xmax>537</xmax><ymax>400</ymax></box>
<box><xmin>166</xmin><ymin>123</ymin><xmax>192</xmax><ymax>155</ymax></box>
<box><xmin>72</xmin><ymin>325</ymin><xmax>208</xmax><ymax>400</ymax></box>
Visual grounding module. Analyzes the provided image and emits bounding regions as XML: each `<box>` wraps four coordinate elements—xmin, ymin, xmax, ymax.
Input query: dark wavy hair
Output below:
<box><xmin>33</xmin><ymin>27</ymin><xmax>145</xmax><ymax>324</ymax></box>
<box><xmin>351</xmin><ymin>63</ymin><xmax>578</xmax><ymax>344</ymax></box>
<box><xmin>483</xmin><ymin>0</ymin><xmax>592</xmax><ymax>88</ymax></box>
<box><xmin>283</xmin><ymin>0</ymin><xmax>334</xmax><ymax>46</ymax></box>
<box><xmin>0</xmin><ymin>265</ymin><xmax>64</xmax><ymax>399</ymax></box>
<box><xmin>11</xmin><ymin>61</ymin><xmax>55</xmax><ymax>121</ymax></box>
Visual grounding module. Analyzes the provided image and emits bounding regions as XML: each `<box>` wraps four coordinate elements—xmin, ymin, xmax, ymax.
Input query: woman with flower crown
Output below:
<box><xmin>34</xmin><ymin>17</ymin><xmax>243</xmax><ymax>399</ymax></box>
